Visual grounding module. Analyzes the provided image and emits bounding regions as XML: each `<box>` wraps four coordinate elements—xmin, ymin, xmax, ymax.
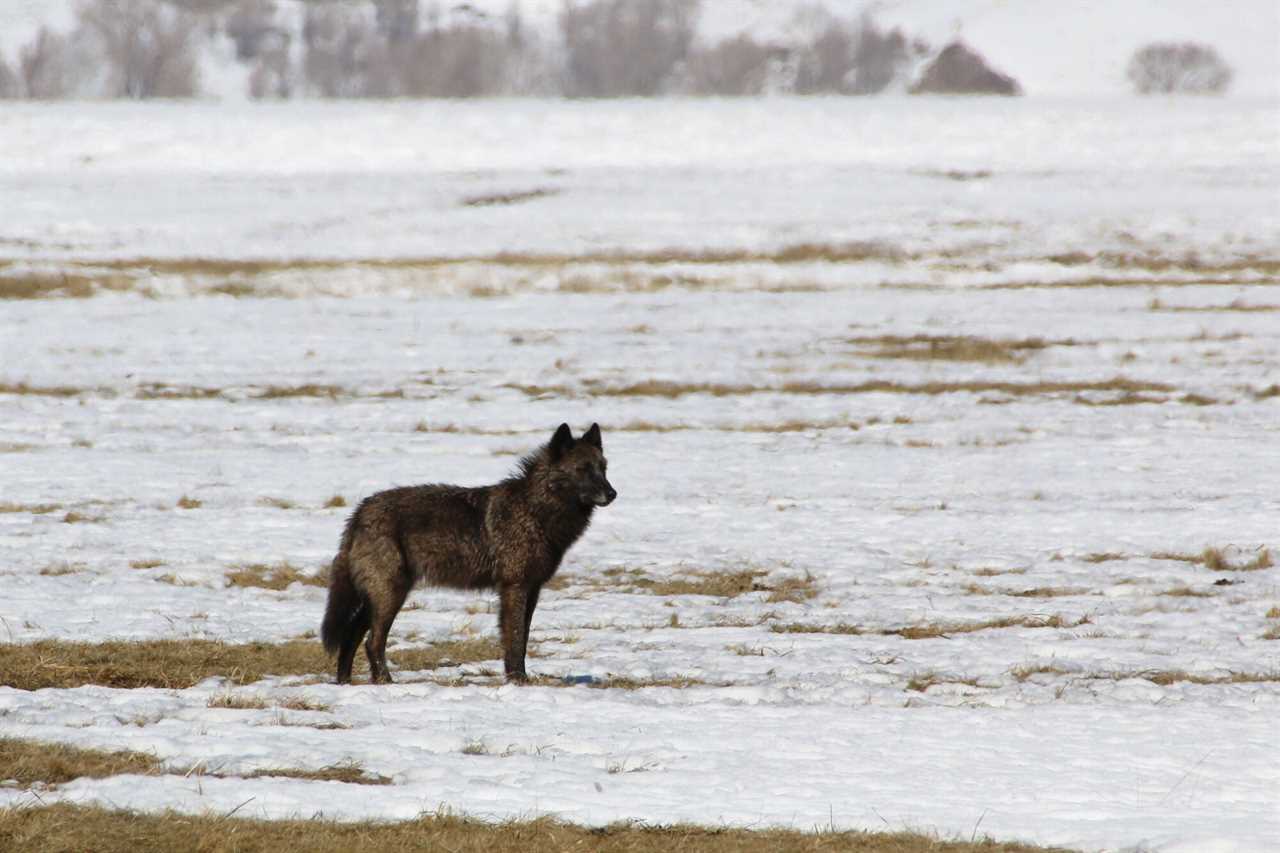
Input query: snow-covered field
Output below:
<box><xmin>2</xmin><ymin>98</ymin><xmax>1279</xmax><ymax>852</ymax></box>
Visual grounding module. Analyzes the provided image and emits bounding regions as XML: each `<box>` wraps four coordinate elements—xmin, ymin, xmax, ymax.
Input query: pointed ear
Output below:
<box><xmin>549</xmin><ymin>422</ymin><xmax>574</xmax><ymax>460</ymax></box>
<box><xmin>582</xmin><ymin>422</ymin><xmax>602</xmax><ymax>449</ymax></box>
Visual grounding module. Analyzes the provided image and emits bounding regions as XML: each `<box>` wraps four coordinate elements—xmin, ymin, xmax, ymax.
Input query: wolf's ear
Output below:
<box><xmin>550</xmin><ymin>422</ymin><xmax>575</xmax><ymax>460</ymax></box>
<box><xmin>582</xmin><ymin>422</ymin><xmax>602</xmax><ymax>449</ymax></box>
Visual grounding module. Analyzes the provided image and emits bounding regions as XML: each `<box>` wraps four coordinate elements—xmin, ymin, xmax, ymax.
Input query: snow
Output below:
<box><xmin>1</xmin><ymin>97</ymin><xmax>1279</xmax><ymax>851</ymax></box>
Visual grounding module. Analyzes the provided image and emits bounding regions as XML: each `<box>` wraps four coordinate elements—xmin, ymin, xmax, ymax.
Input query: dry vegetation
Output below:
<box><xmin>552</xmin><ymin>567</ymin><xmax>817</xmax><ymax>603</ymax></box>
<box><xmin>0</xmin><ymin>637</ymin><xmax>500</xmax><ymax>691</ymax></box>
<box><xmin>772</xmin><ymin>614</ymin><xmax>1089</xmax><ymax>639</ymax></box>
<box><xmin>225</xmin><ymin>562</ymin><xmax>327</xmax><ymax>590</ymax></box>
<box><xmin>847</xmin><ymin>334</ymin><xmax>1060</xmax><ymax>364</ymax></box>
<box><xmin>510</xmin><ymin>377</ymin><xmax>1174</xmax><ymax>401</ymax></box>
<box><xmin>0</xmin><ymin>738</ymin><xmax>163</xmax><ymax>787</ymax></box>
<box><xmin>0</xmin><ymin>804</ymin><xmax>1073</xmax><ymax>853</ymax></box>
<box><xmin>1150</xmin><ymin>547</ymin><xmax>1273</xmax><ymax>572</ymax></box>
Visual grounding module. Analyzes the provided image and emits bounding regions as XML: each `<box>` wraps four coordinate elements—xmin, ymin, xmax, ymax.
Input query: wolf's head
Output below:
<box><xmin>546</xmin><ymin>422</ymin><xmax>616</xmax><ymax>508</ymax></box>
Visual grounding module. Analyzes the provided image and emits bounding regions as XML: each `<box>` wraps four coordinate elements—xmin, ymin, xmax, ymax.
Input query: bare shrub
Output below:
<box><xmin>77</xmin><ymin>0</ymin><xmax>201</xmax><ymax>98</ymax></box>
<box><xmin>302</xmin><ymin>5</ymin><xmax>378</xmax><ymax>97</ymax></box>
<box><xmin>18</xmin><ymin>27</ymin><xmax>82</xmax><ymax>99</ymax></box>
<box><xmin>398</xmin><ymin>23</ymin><xmax>513</xmax><ymax>97</ymax></box>
<box><xmin>910</xmin><ymin>41</ymin><xmax>1021</xmax><ymax>95</ymax></box>
<box><xmin>374</xmin><ymin>0</ymin><xmax>419</xmax><ymax>44</ymax></box>
<box><xmin>560</xmin><ymin>0</ymin><xmax>699</xmax><ymax>97</ymax></box>
<box><xmin>0</xmin><ymin>51</ymin><xmax>18</xmax><ymax>98</ymax></box>
<box><xmin>685</xmin><ymin>34</ymin><xmax>775</xmax><ymax>95</ymax></box>
<box><xmin>226</xmin><ymin>0</ymin><xmax>278</xmax><ymax>61</ymax></box>
<box><xmin>1128</xmin><ymin>42</ymin><xmax>1233</xmax><ymax>95</ymax></box>
<box><xmin>786</xmin><ymin>12</ymin><xmax>919</xmax><ymax>95</ymax></box>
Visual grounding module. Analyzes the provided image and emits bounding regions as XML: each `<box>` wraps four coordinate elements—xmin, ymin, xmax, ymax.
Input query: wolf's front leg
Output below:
<box><xmin>498</xmin><ymin>583</ymin><xmax>530</xmax><ymax>683</ymax></box>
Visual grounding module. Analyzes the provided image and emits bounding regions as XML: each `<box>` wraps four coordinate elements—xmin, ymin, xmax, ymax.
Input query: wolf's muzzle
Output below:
<box><xmin>594</xmin><ymin>486</ymin><xmax>617</xmax><ymax>506</ymax></box>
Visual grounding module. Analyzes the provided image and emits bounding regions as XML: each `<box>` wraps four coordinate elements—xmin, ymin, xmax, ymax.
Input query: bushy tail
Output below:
<box><xmin>321</xmin><ymin>552</ymin><xmax>364</xmax><ymax>656</ymax></box>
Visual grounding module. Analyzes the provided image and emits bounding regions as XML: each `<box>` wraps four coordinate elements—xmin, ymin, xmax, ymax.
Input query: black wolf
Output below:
<box><xmin>321</xmin><ymin>423</ymin><xmax>616</xmax><ymax>684</ymax></box>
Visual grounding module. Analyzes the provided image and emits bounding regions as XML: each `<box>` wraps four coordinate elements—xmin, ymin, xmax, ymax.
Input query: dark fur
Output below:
<box><xmin>321</xmin><ymin>423</ymin><xmax>615</xmax><ymax>684</ymax></box>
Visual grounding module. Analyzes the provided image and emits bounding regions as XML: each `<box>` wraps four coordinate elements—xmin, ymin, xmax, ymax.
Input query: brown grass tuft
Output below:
<box><xmin>225</xmin><ymin>562</ymin><xmax>327</xmax><ymax>590</ymax></box>
<box><xmin>244</xmin><ymin>761</ymin><xmax>391</xmax><ymax>785</ymax></box>
<box><xmin>461</xmin><ymin>188</ymin><xmax>560</xmax><ymax>207</ymax></box>
<box><xmin>1152</xmin><ymin>547</ymin><xmax>1273</xmax><ymax>572</ymax></box>
<box><xmin>1082</xmin><ymin>552</ymin><xmax>1127</xmax><ymax>563</ymax></box>
<box><xmin>0</xmin><ymin>502</ymin><xmax>61</xmax><ymax>514</ymax></box>
<box><xmin>38</xmin><ymin>563</ymin><xmax>88</xmax><ymax>577</ymax></box>
<box><xmin>256</xmin><ymin>496</ymin><xmax>297</xmax><ymax>510</ymax></box>
<box><xmin>0</xmin><ymin>738</ymin><xmax>163</xmax><ymax>787</ymax></box>
<box><xmin>176</xmin><ymin>495</ymin><xmax>202</xmax><ymax>509</ymax></box>
<box><xmin>129</xmin><ymin>559</ymin><xmax>164</xmax><ymax>570</ymax></box>
<box><xmin>252</xmin><ymin>384</ymin><xmax>343</xmax><ymax>400</ymax></box>
<box><xmin>0</xmin><ymin>803</ymin><xmax>1071</xmax><ymax>853</ymax></box>
<box><xmin>848</xmin><ymin>334</ymin><xmax>1057</xmax><ymax>364</ymax></box>
<box><xmin>324</xmin><ymin>495</ymin><xmax>348</xmax><ymax>508</ymax></box>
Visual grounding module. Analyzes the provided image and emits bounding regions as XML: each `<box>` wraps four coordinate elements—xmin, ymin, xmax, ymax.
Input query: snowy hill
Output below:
<box><xmin>0</xmin><ymin>0</ymin><xmax>1276</xmax><ymax>98</ymax></box>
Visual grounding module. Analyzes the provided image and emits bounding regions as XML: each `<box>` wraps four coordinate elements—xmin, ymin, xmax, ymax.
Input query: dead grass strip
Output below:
<box><xmin>772</xmin><ymin>614</ymin><xmax>1089</xmax><ymax>639</ymax></box>
<box><xmin>0</xmin><ymin>638</ymin><xmax>500</xmax><ymax>691</ymax></box>
<box><xmin>1150</xmin><ymin>547</ymin><xmax>1273</xmax><ymax>572</ymax></box>
<box><xmin>846</xmin><ymin>334</ymin><xmax>1064</xmax><ymax>364</ymax></box>
<box><xmin>0</xmin><ymin>804</ymin><xmax>1072</xmax><ymax>853</ymax></box>
<box><xmin>0</xmin><ymin>738</ymin><xmax>162</xmax><ymax>787</ymax></box>
<box><xmin>509</xmin><ymin>377</ymin><xmax>1174</xmax><ymax>400</ymax></box>
<box><xmin>225</xmin><ymin>562</ymin><xmax>327</xmax><ymax>590</ymax></box>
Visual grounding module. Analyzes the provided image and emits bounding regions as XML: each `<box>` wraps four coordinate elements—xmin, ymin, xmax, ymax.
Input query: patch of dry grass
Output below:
<box><xmin>1082</xmin><ymin>552</ymin><xmax>1127</xmax><ymax>564</ymax></box>
<box><xmin>38</xmin><ymin>563</ymin><xmax>88</xmax><ymax>577</ymax></box>
<box><xmin>175</xmin><ymin>495</ymin><xmax>202</xmax><ymax>509</ymax></box>
<box><xmin>0</xmin><ymin>636</ymin><xmax>502</xmax><ymax>691</ymax></box>
<box><xmin>0</xmin><ymin>273</ymin><xmax>104</xmax><ymax>299</ymax></box>
<box><xmin>225</xmin><ymin>562</ymin><xmax>326</xmax><ymax>590</ymax></box>
<box><xmin>848</xmin><ymin>334</ymin><xmax>1059</xmax><ymax>364</ymax></box>
<box><xmin>563</xmin><ymin>567</ymin><xmax>818</xmax><ymax>603</ymax></box>
<box><xmin>0</xmin><ymin>382</ymin><xmax>96</xmax><ymax>397</ymax></box>
<box><xmin>461</xmin><ymin>188</ymin><xmax>560</xmax><ymax>207</ymax></box>
<box><xmin>255</xmin><ymin>496</ymin><xmax>297</xmax><ymax>510</ymax></box>
<box><xmin>1096</xmin><ymin>669</ymin><xmax>1280</xmax><ymax>686</ymax></box>
<box><xmin>772</xmin><ymin>614</ymin><xmax>1089</xmax><ymax>639</ymax></box>
<box><xmin>244</xmin><ymin>761</ymin><xmax>391</xmax><ymax>785</ymax></box>
<box><xmin>0</xmin><ymin>739</ymin><xmax>163</xmax><ymax>787</ymax></box>
<box><xmin>252</xmin><ymin>384</ymin><xmax>344</xmax><ymax>400</ymax></box>
<box><xmin>510</xmin><ymin>377</ymin><xmax>1174</xmax><ymax>401</ymax></box>
<box><xmin>1151</xmin><ymin>547</ymin><xmax>1274</xmax><ymax>572</ymax></box>
<box><xmin>0</xmin><ymin>639</ymin><xmax>331</xmax><ymax>690</ymax></box>
<box><xmin>129</xmin><ymin>559</ymin><xmax>164</xmax><ymax>570</ymax></box>
<box><xmin>1006</xmin><ymin>587</ymin><xmax>1091</xmax><ymax>598</ymax></box>
<box><xmin>1009</xmin><ymin>663</ymin><xmax>1073</xmax><ymax>682</ymax></box>
<box><xmin>905</xmin><ymin>672</ymin><xmax>984</xmax><ymax>693</ymax></box>
<box><xmin>0</xmin><ymin>804</ymin><xmax>1072</xmax><ymax>853</ymax></box>
<box><xmin>62</xmin><ymin>511</ymin><xmax>105</xmax><ymax>524</ymax></box>
<box><xmin>136</xmin><ymin>383</ymin><xmax>225</xmax><ymax>400</ymax></box>
<box><xmin>1159</xmin><ymin>586</ymin><xmax>1213</xmax><ymax>598</ymax></box>
<box><xmin>0</xmin><ymin>502</ymin><xmax>61</xmax><ymax>514</ymax></box>
<box><xmin>387</xmin><ymin>638</ymin><xmax>502</xmax><ymax>672</ymax></box>
<box><xmin>324</xmin><ymin>495</ymin><xmax>347</xmax><ymax>508</ymax></box>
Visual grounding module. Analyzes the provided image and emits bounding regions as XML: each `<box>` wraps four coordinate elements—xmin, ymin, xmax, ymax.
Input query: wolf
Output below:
<box><xmin>321</xmin><ymin>423</ymin><xmax>616</xmax><ymax>685</ymax></box>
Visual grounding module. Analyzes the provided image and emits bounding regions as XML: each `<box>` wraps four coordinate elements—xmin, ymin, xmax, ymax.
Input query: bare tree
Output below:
<box><xmin>18</xmin><ymin>27</ymin><xmax>80</xmax><ymax>99</ymax></box>
<box><xmin>302</xmin><ymin>5</ymin><xmax>377</xmax><ymax>97</ymax></box>
<box><xmin>685</xmin><ymin>34</ymin><xmax>775</xmax><ymax>95</ymax></box>
<box><xmin>399</xmin><ymin>24</ymin><xmax>511</xmax><ymax>97</ymax></box>
<box><xmin>0</xmin><ymin>51</ymin><xmax>18</xmax><ymax>99</ymax></box>
<box><xmin>226</xmin><ymin>0</ymin><xmax>278</xmax><ymax>61</ymax></box>
<box><xmin>77</xmin><ymin>0</ymin><xmax>201</xmax><ymax>98</ymax></box>
<box><xmin>560</xmin><ymin>0</ymin><xmax>700</xmax><ymax>97</ymax></box>
<box><xmin>1128</xmin><ymin>42</ymin><xmax>1232</xmax><ymax>94</ymax></box>
<box><xmin>374</xmin><ymin>0</ymin><xmax>419</xmax><ymax>43</ymax></box>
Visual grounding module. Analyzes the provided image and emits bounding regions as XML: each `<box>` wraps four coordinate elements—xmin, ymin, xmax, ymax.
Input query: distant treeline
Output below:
<box><xmin>0</xmin><ymin>0</ymin><xmax>1232</xmax><ymax>100</ymax></box>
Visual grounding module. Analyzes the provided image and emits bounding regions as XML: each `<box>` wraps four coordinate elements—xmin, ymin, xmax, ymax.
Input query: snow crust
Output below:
<box><xmin>1</xmin><ymin>98</ymin><xmax>1279</xmax><ymax>851</ymax></box>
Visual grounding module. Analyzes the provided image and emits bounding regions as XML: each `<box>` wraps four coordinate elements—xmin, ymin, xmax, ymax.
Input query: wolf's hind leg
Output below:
<box><xmin>336</xmin><ymin>604</ymin><xmax>370</xmax><ymax>684</ymax></box>
<box><xmin>364</xmin><ymin>580</ymin><xmax>410</xmax><ymax>684</ymax></box>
